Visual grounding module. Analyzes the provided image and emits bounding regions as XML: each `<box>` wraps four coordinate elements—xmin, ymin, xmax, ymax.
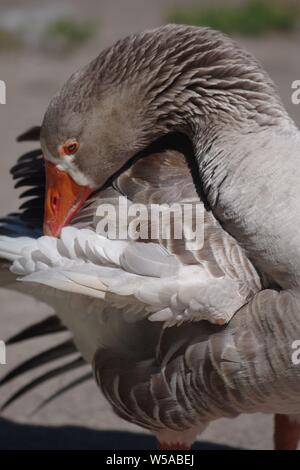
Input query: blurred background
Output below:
<box><xmin>0</xmin><ymin>0</ymin><xmax>300</xmax><ymax>450</ymax></box>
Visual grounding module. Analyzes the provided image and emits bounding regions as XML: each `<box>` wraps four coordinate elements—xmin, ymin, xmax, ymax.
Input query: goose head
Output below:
<box><xmin>41</xmin><ymin>24</ymin><xmax>290</xmax><ymax>237</ymax></box>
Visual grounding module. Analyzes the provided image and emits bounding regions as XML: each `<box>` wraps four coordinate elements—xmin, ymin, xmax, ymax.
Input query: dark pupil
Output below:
<box><xmin>67</xmin><ymin>144</ymin><xmax>77</xmax><ymax>153</ymax></box>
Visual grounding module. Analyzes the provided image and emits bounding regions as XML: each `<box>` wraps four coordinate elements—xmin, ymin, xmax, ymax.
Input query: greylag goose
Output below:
<box><xmin>1</xmin><ymin>24</ymin><xmax>300</xmax><ymax>450</ymax></box>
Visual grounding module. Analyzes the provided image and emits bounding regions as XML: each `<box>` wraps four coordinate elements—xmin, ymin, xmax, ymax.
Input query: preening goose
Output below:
<box><xmin>1</xmin><ymin>24</ymin><xmax>300</xmax><ymax>450</ymax></box>
<box><xmin>0</xmin><ymin>130</ymin><xmax>271</xmax><ymax>450</ymax></box>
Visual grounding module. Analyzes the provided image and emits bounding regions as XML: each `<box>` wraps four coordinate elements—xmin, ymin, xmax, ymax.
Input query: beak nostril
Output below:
<box><xmin>44</xmin><ymin>160</ymin><xmax>93</xmax><ymax>237</ymax></box>
<box><xmin>51</xmin><ymin>195</ymin><xmax>59</xmax><ymax>212</ymax></box>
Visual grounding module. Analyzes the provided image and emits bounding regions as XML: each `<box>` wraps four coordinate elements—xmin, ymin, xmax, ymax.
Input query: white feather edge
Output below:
<box><xmin>0</xmin><ymin>227</ymin><xmax>247</xmax><ymax>325</ymax></box>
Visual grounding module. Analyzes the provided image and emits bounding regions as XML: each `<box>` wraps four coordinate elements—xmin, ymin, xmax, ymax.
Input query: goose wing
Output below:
<box><xmin>0</xmin><ymin>132</ymin><xmax>261</xmax><ymax>410</ymax></box>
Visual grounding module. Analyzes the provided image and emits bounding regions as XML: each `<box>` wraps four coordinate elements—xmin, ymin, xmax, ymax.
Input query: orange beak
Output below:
<box><xmin>43</xmin><ymin>161</ymin><xmax>93</xmax><ymax>237</ymax></box>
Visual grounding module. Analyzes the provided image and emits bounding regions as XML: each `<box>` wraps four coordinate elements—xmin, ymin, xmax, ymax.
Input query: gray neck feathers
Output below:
<box><xmin>63</xmin><ymin>25</ymin><xmax>291</xmax><ymax>132</ymax></box>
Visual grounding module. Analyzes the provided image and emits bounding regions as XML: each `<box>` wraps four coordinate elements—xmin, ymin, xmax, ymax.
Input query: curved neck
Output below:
<box><xmin>194</xmin><ymin>122</ymin><xmax>300</xmax><ymax>286</ymax></box>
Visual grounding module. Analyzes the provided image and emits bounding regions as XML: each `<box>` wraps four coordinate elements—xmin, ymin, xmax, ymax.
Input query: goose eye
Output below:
<box><xmin>63</xmin><ymin>140</ymin><xmax>80</xmax><ymax>156</ymax></box>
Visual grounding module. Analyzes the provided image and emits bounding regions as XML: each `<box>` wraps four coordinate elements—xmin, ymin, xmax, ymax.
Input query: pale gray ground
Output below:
<box><xmin>0</xmin><ymin>0</ymin><xmax>299</xmax><ymax>450</ymax></box>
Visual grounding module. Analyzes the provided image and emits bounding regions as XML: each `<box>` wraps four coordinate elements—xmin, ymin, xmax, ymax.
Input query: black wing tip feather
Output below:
<box><xmin>0</xmin><ymin>131</ymin><xmax>45</xmax><ymax>235</ymax></box>
<box><xmin>1</xmin><ymin>356</ymin><xmax>86</xmax><ymax>411</ymax></box>
<box><xmin>0</xmin><ymin>339</ymin><xmax>77</xmax><ymax>387</ymax></box>
<box><xmin>32</xmin><ymin>371</ymin><xmax>93</xmax><ymax>414</ymax></box>
<box><xmin>6</xmin><ymin>315</ymin><xmax>66</xmax><ymax>345</ymax></box>
<box><xmin>17</xmin><ymin>126</ymin><xmax>41</xmax><ymax>142</ymax></box>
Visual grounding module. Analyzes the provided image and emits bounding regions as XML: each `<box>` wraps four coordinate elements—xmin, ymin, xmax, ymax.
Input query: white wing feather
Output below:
<box><xmin>0</xmin><ymin>226</ymin><xmax>253</xmax><ymax>326</ymax></box>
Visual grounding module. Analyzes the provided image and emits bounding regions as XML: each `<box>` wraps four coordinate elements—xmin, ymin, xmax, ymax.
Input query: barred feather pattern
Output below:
<box><xmin>94</xmin><ymin>288</ymin><xmax>300</xmax><ymax>444</ymax></box>
<box><xmin>58</xmin><ymin>24</ymin><xmax>290</xmax><ymax>131</ymax></box>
